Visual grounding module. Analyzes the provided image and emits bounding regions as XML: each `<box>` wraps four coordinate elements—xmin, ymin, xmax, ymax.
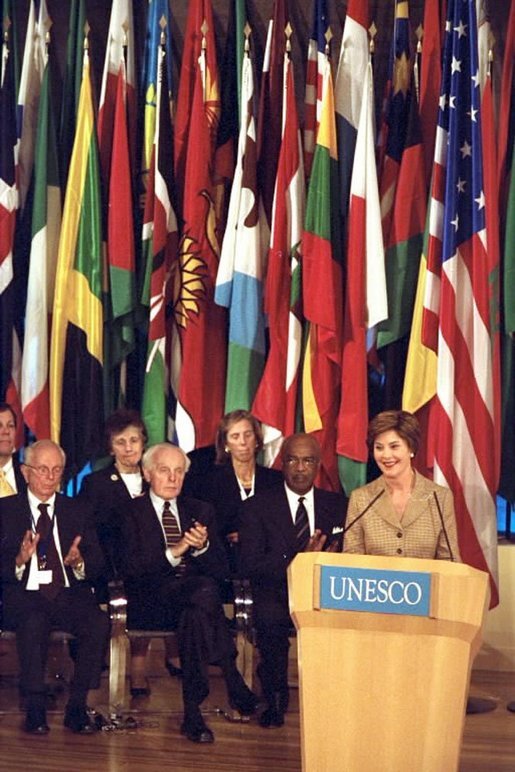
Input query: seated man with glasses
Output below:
<box><xmin>0</xmin><ymin>440</ymin><xmax>109</xmax><ymax>735</ymax></box>
<box><xmin>239</xmin><ymin>433</ymin><xmax>348</xmax><ymax>728</ymax></box>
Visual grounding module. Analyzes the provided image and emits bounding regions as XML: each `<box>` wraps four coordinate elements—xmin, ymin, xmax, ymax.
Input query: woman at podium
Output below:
<box><xmin>343</xmin><ymin>410</ymin><xmax>461</xmax><ymax>561</ymax></box>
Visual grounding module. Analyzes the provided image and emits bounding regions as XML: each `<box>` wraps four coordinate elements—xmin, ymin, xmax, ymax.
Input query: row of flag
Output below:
<box><xmin>0</xmin><ymin>0</ymin><xmax>513</xmax><ymax>606</ymax></box>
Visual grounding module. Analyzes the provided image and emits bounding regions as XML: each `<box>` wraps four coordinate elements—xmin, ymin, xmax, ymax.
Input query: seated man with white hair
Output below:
<box><xmin>0</xmin><ymin>439</ymin><xmax>109</xmax><ymax>735</ymax></box>
<box><xmin>122</xmin><ymin>442</ymin><xmax>257</xmax><ymax>743</ymax></box>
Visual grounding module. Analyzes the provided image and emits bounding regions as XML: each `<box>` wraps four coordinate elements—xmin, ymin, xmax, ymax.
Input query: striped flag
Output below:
<box><xmin>141</xmin><ymin>0</ymin><xmax>173</xmax><ymax>191</ymax></box>
<box><xmin>49</xmin><ymin>44</ymin><xmax>103</xmax><ymax>476</ymax></box>
<box><xmin>141</xmin><ymin>40</ymin><xmax>178</xmax><ymax>446</ymax></box>
<box><xmin>16</xmin><ymin>0</ymin><xmax>50</xmax><ymax>210</ymax></box>
<box><xmin>252</xmin><ymin>50</ymin><xmax>305</xmax><ymax>466</ymax></box>
<box><xmin>97</xmin><ymin>0</ymin><xmax>136</xmax><ymax>186</ymax></box>
<box><xmin>334</xmin><ymin>0</ymin><xmax>369</xmax><ymax>235</ymax></box>
<box><xmin>215</xmin><ymin>37</ymin><xmax>267</xmax><ymax>412</ymax></box>
<box><xmin>337</xmin><ymin>51</ymin><xmax>387</xmax><ymax>495</ymax></box>
<box><xmin>105</xmin><ymin>54</ymin><xmax>136</xmax><ymax>391</ymax></box>
<box><xmin>303</xmin><ymin>0</ymin><xmax>328</xmax><ymax>178</ymax></box>
<box><xmin>377</xmin><ymin>65</ymin><xmax>426</xmax><ymax>358</ymax></box>
<box><xmin>422</xmin><ymin>0</ymin><xmax>499</xmax><ymax>605</ymax></box>
<box><xmin>301</xmin><ymin>56</ymin><xmax>342</xmax><ymax>491</ymax></box>
<box><xmin>97</xmin><ymin>0</ymin><xmax>136</xmax><ymax>412</ymax></box>
<box><xmin>21</xmin><ymin>51</ymin><xmax>61</xmax><ymax>439</ymax></box>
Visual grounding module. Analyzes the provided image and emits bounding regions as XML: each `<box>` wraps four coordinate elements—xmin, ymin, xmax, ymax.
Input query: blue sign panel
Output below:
<box><xmin>319</xmin><ymin>565</ymin><xmax>432</xmax><ymax>617</ymax></box>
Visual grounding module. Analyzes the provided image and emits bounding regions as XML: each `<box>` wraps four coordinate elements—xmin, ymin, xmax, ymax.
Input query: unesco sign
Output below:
<box><xmin>319</xmin><ymin>565</ymin><xmax>432</xmax><ymax>617</ymax></box>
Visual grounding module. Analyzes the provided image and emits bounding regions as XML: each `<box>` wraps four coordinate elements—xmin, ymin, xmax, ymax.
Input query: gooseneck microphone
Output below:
<box><xmin>433</xmin><ymin>491</ymin><xmax>455</xmax><ymax>562</ymax></box>
<box><xmin>343</xmin><ymin>489</ymin><xmax>385</xmax><ymax>535</ymax></box>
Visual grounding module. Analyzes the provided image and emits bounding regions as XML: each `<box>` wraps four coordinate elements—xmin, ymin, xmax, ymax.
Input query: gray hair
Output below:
<box><xmin>142</xmin><ymin>443</ymin><xmax>191</xmax><ymax>473</ymax></box>
<box><xmin>24</xmin><ymin>439</ymin><xmax>66</xmax><ymax>467</ymax></box>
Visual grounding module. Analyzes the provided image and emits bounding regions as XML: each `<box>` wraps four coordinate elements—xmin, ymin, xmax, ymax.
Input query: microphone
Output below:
<box><xmin>343</xmin><ymin>489</ymin><xmax>385</xmax><ymax>535</ymax></box>
<box><xmin>433</xmin><ymin>492</ymin><xmax>455</xmax><ymax>562</ymax></box>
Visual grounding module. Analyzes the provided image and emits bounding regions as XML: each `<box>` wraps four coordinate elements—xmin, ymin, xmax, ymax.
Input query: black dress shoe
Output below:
<box><xmin>64</xmin><ymin>706</ymin><xmax>97</xmax><ymax>734</ymax></box>
<box><xmin>130</xmin><ymin>678</ymin><xmax>151</xmax><ymax>698</ymax></box>
<box><xmin>24</xmin><ymin>706</ymin><xmax>50</xmax><ymax>735</ymax></box>
<box><xmin>228</xmin><ymin>685</ymin><xmax>259</xmax><ymax>716</ymax></box>
<box><xmin>258</xmin><ymin>705</ymin><xmax>284</xmax><ymax>728</ymax></box>
<box><xmin>164</xmin><ymin>660</ymin><xmax>183</xmax><ymax>678</ymax></box>
<box><xmin>180</xmin><ymin>717</ymin><xmax>215</xmax><ymax>743</ymax></box>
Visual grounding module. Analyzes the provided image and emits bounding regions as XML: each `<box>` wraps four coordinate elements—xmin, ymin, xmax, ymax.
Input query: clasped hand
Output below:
<box><xmin>173</xmin><ymin>522</ymin><xmax>208</xmax><ymax>556</ymax></box>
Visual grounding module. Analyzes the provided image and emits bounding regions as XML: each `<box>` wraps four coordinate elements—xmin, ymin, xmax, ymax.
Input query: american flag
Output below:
<box><xmin>422</xmin><ymin>0</ymin><xmax>499</xmax><ymax>605</ymax></box>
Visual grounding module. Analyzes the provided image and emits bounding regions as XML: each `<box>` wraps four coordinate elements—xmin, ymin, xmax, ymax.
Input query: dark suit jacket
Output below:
<box><xmin>79</xmin><ymin>462</ymin><xmax>146</xmax><ymax>578</ymax></box>
<box><xmin>121</xmin><ymin>492</ymin><xmax>230</xmax><ymax>628</ymax></box>
<box><xmin>193</xmin><ymin>463</ymin><xmax>283</xmax><ymax>537</ymax></box>
<box><xmin>12</xmin><ymin>455</ymin><xmax>27</xmax><ymax>495</ymax></box>
<box><xmin>239</xmin><ymin>483</ymin><xmax>347</xmax><ymax>612</ymax></box>
<box><xmin>0</xmin><ymin>492</ymin><xmax>105</xmax><ymax>626</ymax></box>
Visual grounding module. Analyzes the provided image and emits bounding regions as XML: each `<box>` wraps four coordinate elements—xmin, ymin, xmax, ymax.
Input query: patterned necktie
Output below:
<box><xmin>162</xmin><ymin>500</ymin><xmax>185</xmax><ymax>574</ymax></box>
<box><xmin>295</xmin><ymin>497</ymin><xmax>310</xmax><ymax>551</ymax></box>
<box><xmin>0</xmin><ymin>469</ymin><xmax>15</xmax><ymax>497</ymax></box>
<box><xmin>36</xmin><ymin>503</ymin><xmax>65</xmax><ymax>599</ymax></box>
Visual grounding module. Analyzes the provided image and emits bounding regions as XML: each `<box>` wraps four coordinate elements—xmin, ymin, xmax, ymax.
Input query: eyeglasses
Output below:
<box><xmin>284</xmin><ymin>456</ymin><xmax>319</xmax><ymax>468</ymax></box>
<box><xmin>112</xmin><ymin>437</ymin><xmax>143</xmax><ymax>448</ymax></box>
<box><xmin>24</xmin><ymin>464</ymin><xmax>64</xmax><ymax>478</ymax></box>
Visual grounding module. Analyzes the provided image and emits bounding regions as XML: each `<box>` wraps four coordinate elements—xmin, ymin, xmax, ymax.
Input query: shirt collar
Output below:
<box><xmin>284</xmin><ymin>483</ymin><xmax>314</xmax><ymax>511</ymax></box>
<box><xmin>27</xmin><ymin>489</ymin><xmax>57</xmax><ymax>518</ymax></box>
<box><xmin>149</xmin><ymin>489</ymin><xmax>178</xmax><ymax>515</ymax></box>
<box><xmin>0</xmin><ymin>457</ymin><xmax>13</xmax><ymax>474</ymax></box>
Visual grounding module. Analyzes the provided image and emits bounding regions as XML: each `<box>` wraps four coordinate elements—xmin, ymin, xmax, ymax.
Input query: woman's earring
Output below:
<box><xmin>410</xmin><ymin>453</ymin><xmax>414</xmax><ymax>458</ymax></box>
<box><xmin>225</xmin><ymin>447</ymin><xmax>229</xmax><ymax>453</ymax></box>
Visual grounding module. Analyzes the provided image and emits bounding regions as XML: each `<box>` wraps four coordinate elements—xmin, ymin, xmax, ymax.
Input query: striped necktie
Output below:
<box><xmin>295</xmin><ymin>497</ymin><xmax>310</xmax><ymax>551</ymax></box>
<box><xmin>162</xmin><ymin>500</ymin><xmax>185</xmax><ymax>574</ymax></box>
<box><xmin>0</xmin><ymin>469</ymin><xmax>15</xmax><ymax>497</ymax></box>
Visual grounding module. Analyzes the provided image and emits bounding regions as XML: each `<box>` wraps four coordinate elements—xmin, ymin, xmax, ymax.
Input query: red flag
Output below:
<box><xmin>174</xmin><ymin>0</ymin><xmax>218</xmax><ymax>218</ymax></box>
<box><xmin>337</xmin><ymin>54</ymin><xmax>387</xmax><ymax>495</ymax></box>
<box><xmin>419</xmin><ymin>0</ymin><xmax>442</xmax><ymax>190</ymax></box>
<box><xmin>302</xmin><ymin>60</ymin><xmax>343</xmax><ymax>491</ymax></box>
<box><xmin>97</xmin><ymin>0</ymin><xmax>136</xmax><ymax>186</ymax></box>
<box><xmin>175</xmin><ymin>33</ymin><xmax>226</xmax><ymax>451</ymax></box>
<box><xmin>252</xmin><ymin>52</ymin><xmax>305</xmax><ymax>464</ymax></box>
<box><xmin>256</xmin><ymin>0</ymin><xmax>287</xmax><ymax>225</ymax></box>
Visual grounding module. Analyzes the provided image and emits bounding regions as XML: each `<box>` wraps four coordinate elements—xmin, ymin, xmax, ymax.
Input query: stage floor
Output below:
<box><xmin>1</xmin><ymin>638</ymin><xmax>514</xmax><ymax>771</ymax></box>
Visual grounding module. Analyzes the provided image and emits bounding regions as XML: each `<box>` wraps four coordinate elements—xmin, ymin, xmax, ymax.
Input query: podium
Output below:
<box><xmin>288</xmin><ymin>553</ymin><xmax>489</xmax><ymax>772</ymax></box>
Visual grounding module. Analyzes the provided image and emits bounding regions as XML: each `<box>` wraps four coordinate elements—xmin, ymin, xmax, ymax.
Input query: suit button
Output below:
<box><xmin>396</xmin><ymin>532</ymin><xmax>402</xmax><ymax>538</ymax></box>
<box><xmin>396</xmin><ymin>548</ymin><xmax>403</xmax><ymax>554</ymax></box>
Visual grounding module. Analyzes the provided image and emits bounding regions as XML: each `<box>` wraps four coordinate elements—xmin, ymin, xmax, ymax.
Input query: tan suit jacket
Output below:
<box><xmin>343</xmin><ymin>471</ymin><xmax>461</xmax><ymax>561</ymax></box>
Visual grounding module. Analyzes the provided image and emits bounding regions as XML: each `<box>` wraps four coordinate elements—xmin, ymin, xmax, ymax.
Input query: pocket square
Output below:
<box><xmin>331</xmin><ymin>526</ymin><xmax>344</xmax><ymax>534</ymax></box>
